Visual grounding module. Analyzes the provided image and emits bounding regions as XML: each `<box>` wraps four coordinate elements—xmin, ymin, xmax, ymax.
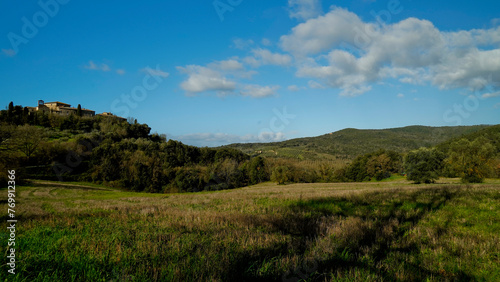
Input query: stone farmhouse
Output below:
<box><xmin>26</xmin><ymin>100</ymin><xmax>125</xmax><ymax>121</ymax></box>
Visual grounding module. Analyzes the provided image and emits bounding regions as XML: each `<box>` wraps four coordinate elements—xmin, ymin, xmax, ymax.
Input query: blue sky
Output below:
<box><xmin>1</xmin><ymin>0</ymin><xmax>499</xmax><ymax>147</ymax></box>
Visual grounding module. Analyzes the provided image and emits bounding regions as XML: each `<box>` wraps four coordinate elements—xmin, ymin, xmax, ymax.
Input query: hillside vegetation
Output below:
<box><xmin>1</xmin><ymin>101</ymin><xmax>498</xmax><ymax>190</ymax></box>
<box><xmin>225</xmin><ymin>125</ymin><xmax>491</xmax><ymax>160</ymax></box>
<box><xmin>0</xmin><ymin>103</ymin><xmax>262</xmax><ymax>192</ymax></box>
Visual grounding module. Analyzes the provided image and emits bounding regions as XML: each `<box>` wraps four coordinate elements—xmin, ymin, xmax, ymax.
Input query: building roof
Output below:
<box><xmin>59</xmin><ymin>106</ymin><xmax>95</xmax><ymax>112</ymax></box>
<box><xmin>45</xmin><ymin>101</ymin><xmax>71</xmax><ymax>106</ymax></box>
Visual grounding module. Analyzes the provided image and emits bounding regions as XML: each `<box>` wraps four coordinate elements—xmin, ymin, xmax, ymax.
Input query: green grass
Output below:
<box><xmin>1</xmin><ymin>180</ymin><xmax>499</xmax><ymax>281</ymax></box>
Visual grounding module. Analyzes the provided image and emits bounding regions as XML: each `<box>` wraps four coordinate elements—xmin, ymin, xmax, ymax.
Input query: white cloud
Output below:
<box><xmin>261</xmin><ymin>38</ymin><xmax>272</xmax><ymax>46</ymax></box>
<box><xmin>141</xmin><ymin>66</ymin><xmax>170</xmax><ymax>78</ymax></box>
<box><xmin>258</xmin><ymin>131</ymin><xmax>286</xmax><ymax>142</ymax></box>
<box><xmin>182</xmin><ymin>8</ymin><xmax>500</xmax><ymax>98</ymax></box>
<box><xmin>177</xmin><ymin>65</ymin><xmax>236</xmax><ymax>95</ymax></box>
<box><xmin>116</xmin><ymin>69</ymin><xmax>126</xmax><ymax>75</ymax></box>
<box><xmin>84</xmin><ymin>61</ymin><xmax>111</xmax><ymax>72</ymax></box>
<box><xmin>174</xmin><ymin>131</ymin><xmax>287</xmax><ymax>147</ymax></box>
<box><xmin>282</xmin><ymin>7</ymin><xmax>500</xmax><ymax>96</ymax></box>
<box><xmin>232</xmin><ymin>38</ymin><xmax>254</xmax><ymax>50</ymax></box>
<box><xmin>281</xmin><ymin>8</ymin><xmax>371</xmax><ymax>55</ymax></box>
<box><xmin>288</xmin><ymin>0</ymin><xmax>323</xmax><ymax>21</ymax></box>
<box><xmin>177</xmin><ymin>58</ymin><xmax>275</xmax><ymax>97</ymax></box>
<box><xmin>397</xmin><ymin>93</ymin><xmax>405</xmax><ymax>98</ymax></box>
<box><xmin>209</xmin><ymin>59</ymin><xmax>244</xmax><ymax>71</ymax></box>
<box><xmin>482</xmin><ymin>91</ymin><xmax>500</xmax><ymax>99</ymax></box>
<box><xmin>288</xmin><ymin>85</ymin><xmax>300</xmax><ymax>91</ymax></box>
<box><xmin>2</xmin><ymin>49</ymin><xmax>16</xmax><ymax>57</ymax></box>
<box><xmin>432</xmin><ymin>48</ymin><xmax>500</xmax><ymax>91</ymax></box>
<box><xmin>308</xmin><ymin>80</ymin><xmax>325</xmax><ymax>89</ymax></box>
<box><xmin>245</xmin><ymin>48</ymin><xmax>292</xmax><ymax>67</ymax></box>
<box><xmin>209</xmin><ymin>58</ymin><xmax>257</xmax><ymax>79</ymax></box>
<box><xmin>241</xmin><ymin>84</ymin><xmax>280</xmax><ymax>98</ymax></box>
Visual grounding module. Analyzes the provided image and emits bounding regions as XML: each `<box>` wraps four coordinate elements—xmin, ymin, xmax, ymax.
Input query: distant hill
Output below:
<box><xmin>224</xmin><ymin>125</ymin><xmax>493</xmax><ymax>160</ymax></box>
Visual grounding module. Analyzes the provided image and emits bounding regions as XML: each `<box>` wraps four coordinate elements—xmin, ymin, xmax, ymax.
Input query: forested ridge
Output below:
<box><xmin>225</xmin><ymin>125</ymin><xmax>492</xmax><ymax>160</ymax></box>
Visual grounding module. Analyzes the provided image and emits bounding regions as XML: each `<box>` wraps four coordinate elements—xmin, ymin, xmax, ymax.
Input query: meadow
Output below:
<box><xmin>1</xmin><ymin>179</ymin><xmax>499</xmax><ymax>281</ymax></box>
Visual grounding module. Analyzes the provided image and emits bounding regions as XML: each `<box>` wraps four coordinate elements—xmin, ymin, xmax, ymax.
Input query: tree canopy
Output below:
<box><xmin>404</xmin><ymin>147</ymin><xmax>445</xmax><ymax>184</ymax></box>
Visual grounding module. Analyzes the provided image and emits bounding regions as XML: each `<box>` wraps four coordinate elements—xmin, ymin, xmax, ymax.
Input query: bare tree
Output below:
<box><xmin>9</xmin><ymin>125</ymin><xmax>45</xmax><ymax>162</ymax></box>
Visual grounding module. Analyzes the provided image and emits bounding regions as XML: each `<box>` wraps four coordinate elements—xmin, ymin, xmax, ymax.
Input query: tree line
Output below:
<box><xmin>1</xmin><ymin>102</ymin><xmax>499</xmax><ymax>190</ymax></box>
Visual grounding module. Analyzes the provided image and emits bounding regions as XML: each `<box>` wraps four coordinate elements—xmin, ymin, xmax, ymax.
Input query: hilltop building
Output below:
<box><xmin>26</xmin><ymin>100</ymin><xmax>124</xmax><ymax>121</ymax></box>
<box><xmin>26</xmin><ymin>100</ymin><xmax>95</xmax><ymax>117</ymax></box>
<box><xmin>97</xmin><ymin>112</ymin><xmax>127</xmax><ymax>121</ymax></box>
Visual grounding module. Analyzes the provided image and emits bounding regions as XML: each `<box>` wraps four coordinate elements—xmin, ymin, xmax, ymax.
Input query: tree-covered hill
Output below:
<box><xmin>225</xmin><ymin>125</ymin><xmax>493</xmax><ymax>160</ymax></box>
<box><xmin>0</xmin><ymin>102</ymin><xmax>267</xmax><ymax>192</ymax></box>
<box><xmin>2</xmin><ymin>101</ymin><xmax>497</xmax><ymax>190</ymax></box>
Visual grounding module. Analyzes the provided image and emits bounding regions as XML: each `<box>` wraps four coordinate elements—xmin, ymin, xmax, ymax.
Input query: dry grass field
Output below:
<box><xmin>1</xmin><ymin>179</ymin><xmax>499</xmax><ymax>281</ymax></box>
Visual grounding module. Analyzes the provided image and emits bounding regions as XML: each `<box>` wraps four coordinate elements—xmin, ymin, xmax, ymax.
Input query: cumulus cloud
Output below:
<box><xmin>281</xmin><ymin>8</ymin><xmax>370</xmax><ymax>55</ymax></box>
<box><xmin>208</xmin><ymin>59</ymin><xmax>244</xmax><ymax>71</ymax></box>
<box><xmin>258</xmin><ymin>131</ymin><xmax>286</xmax><ymax>142</ymax></box>
<box><xmin>288</xmin><ymin>0</ymin><xmax>323</xmax><ymax>21</ymax></box>
<box><xmin>308</xmin><ymin>80</ymin><xmax>325</xmax><ymax>89</ymax></box>
<box><xmin>177</xmin><ymin>59</ymin><xmax>277</xmax><ymax>97</ymax></box>
<box><xmin>177</xmin><ymin>65</ymin><xmax>236</xmax><ymax>95</ymax></box>
<box><xmin>240</xmin><ymin>84</ymin><xmax>280</xmax><ymax>98</ymax></box>
<box><xmin>232</xmin><ymin>38</ymin><xmax>254</xmax><ymax>50</ymax></box>
<box><xmin>288</xmin><ymin>85</ymin><xmax>300</xmax><ymax>91</ymax></box>
<box><xmin>141</xmin><ymin>66</ymin><xmax>170</xmax><ymax>78</ymax></box>
<box><xmin>281</xmin><ymin>7</ymin><xmax>500</xmax><ymax>96</ymax></box>
<box><xmin>261</xmin><ymin>38</ymin><xmax>272</xmax><ymax>46</ymax></box>
<box><xmin>245</xmin><ymin>48</ymin><xmax>292</xmax><ymax>67</ymax></box>
<box><xmin>174</xmin><ymin>131</ymin><xmax>287</xmax><ymax>147</ymax></box>
<box><xmin>482</xmin><ymin>91</ymin><xmax>500</xmax><ymax>99</ymax></box>
<box><xmin>181</xmin><ymin>7</ymin><xmax>500</xmax><ymax>98</ymax></box>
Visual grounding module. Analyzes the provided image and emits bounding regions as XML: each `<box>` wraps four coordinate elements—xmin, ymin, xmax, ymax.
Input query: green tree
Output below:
<box><xmin>217</xmin><ymin>159</ymin><xmax>240</xmax><ymax>188</ymax></box>
<box><xmin>344</xmin><ymin>155</ymin><xmax>370</xmax><ymax>182</ymax></box>
<box><xmin>7</xmin><ymin>101</ymin><xmax>14</xmax><ymax>122</ymax></box>
<box><xmin>271</xmin><ymin>165</ymin><xmax>290</xmax><ymax>185</ymax></box>
<box><xmin>404</xmin><ymin>147</ymin><xmax>445</xmax><ymax>184</ymax></box>
<box><xmin>248</xmin><ymin>156</ymin><xmax>269</xmax><ymax>184</ymax></box>
<box><xmin>446</xmin><ymin>137</ymin><xmax>496</xmax><ymax>183</ymax></box>
<box><xmin>77</xmin><ymin>104</ymin><xmax>82</xmax><ymax>117</ymax></box>
<box><xmin>366</xmin><ymin>153</ymin><xmax>392</xmax><ymax>181</ymax></box>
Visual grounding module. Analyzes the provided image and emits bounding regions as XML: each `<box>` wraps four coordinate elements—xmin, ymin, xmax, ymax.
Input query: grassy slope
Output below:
<box><xmin>225</xmin><ymin>125</ymin><xmax>492</xmax><ymax>160</ymax></box>
<box><xmin>1</xmin><ymin>180</ymin><xmax>499</xmax><ymax>281</ymax></box>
